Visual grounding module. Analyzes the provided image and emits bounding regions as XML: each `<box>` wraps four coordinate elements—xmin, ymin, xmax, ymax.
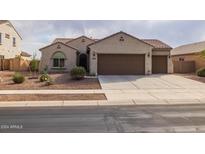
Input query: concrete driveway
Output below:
<box><xmin>98</xmin><ymin>74</ymin><xmax>205</xmax><ymax>103</ymax></box>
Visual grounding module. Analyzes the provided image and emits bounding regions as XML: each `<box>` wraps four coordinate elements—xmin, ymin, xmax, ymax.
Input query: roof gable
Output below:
<box><xmin>39</xmin><ymin>42</ymin><xmax>78</xmax><ymax>51</ymax></box>
<box><xmin>88</xmin><ymin>31</ymin><xmax>154</xmax><ymax>48</ymax></box>
<box><xmin>53</xmin><ymin>38</ymin><xmax>73</xmax><ymax>43</ymax></box>
<box><xmin>0</xmin><ymin>20</ymin><xmax>22</xmax><ymax>40</ymax></box>
<box><xmin>65</xmin><ymin>35</ymin><xmax>95</xmax><ymax>44</ymax></box>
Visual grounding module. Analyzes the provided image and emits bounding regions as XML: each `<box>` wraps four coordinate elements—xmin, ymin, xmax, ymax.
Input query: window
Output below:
<box><xmin>13</xmin><ymin>37</ymin><xmax>16</xmax><ymax>47</ymax></box>
<box><xmin>52</xmin><ymin>52</ymin><xmax>65</xmax><ymax>68</ymax></box>
<box><xmin>0</xmin><ymin>33</ymin><xmax>2</xmax><ymax>44</ymax></box>
<box><xmin>5</xmin><ymin>33</ymin><xmax>10</xmax><ymax>39</ymax></box>
<box><xmin>59</xmin><ymin>59</ymin><xmax>65</xmax><ymax>67</ymax></box>
<box><xmin>53</xmin><ymin>59</ymin><xmax>59</xmax><ymax>67</ymax></box>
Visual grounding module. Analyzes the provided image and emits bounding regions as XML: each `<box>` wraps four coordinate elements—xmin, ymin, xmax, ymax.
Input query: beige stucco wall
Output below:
<box><xmin>89</xmin><ymin>32</ymin><xmax>153</xmax><ymax>75</ymax></box>
<box><xmin>0</xmin><ymin>21</ymin><xmax>22</xmax><ymax>59</ymax></box>
<box><xmin>172</xmin><ymin>53</ymin><xmax>205</xmax><ymax>70</ymax></box>
<box><xmin>39</xmin><ymin>43</ymin><xmax>77</xmax><ymax>72</ymax></box>
<box><xmin>153</xmin><ymin>50</ymin><xmax>173</xmax><ymax>73</ymax></box>
<box><xmin>66</xmin><ymin>36</ymin><xmax>95</xmax><ymax>54</ymax></box>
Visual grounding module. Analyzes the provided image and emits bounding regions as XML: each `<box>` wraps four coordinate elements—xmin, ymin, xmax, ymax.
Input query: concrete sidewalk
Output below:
<box><xmin>1</xmin><ymin>89</ymin><xmax>205</xmax><ymax>101</ymax></box>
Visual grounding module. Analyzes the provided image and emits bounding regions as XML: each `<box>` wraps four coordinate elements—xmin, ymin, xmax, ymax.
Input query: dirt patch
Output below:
<box><xmin>0</xmin><ymin>71</ymin><xmax>101</xmax><ymax>90</ymax></box>
<box><xmin>177</xmin><ymin>73</ymin><xmax>205</xmax><ymax>83</ymax></box>
<box><xmin>0</xmin><ymin>94</ymin><xmax>106</xmax><ymax>101</ymax></box>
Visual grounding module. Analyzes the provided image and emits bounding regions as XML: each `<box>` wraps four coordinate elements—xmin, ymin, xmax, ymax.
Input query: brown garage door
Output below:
<box><xmin>152</xmin><ymin>55</ymin><xmax>167</xmax><ymax>74</ymax></box>
<box><xmin>97</xmin><ymin>54</ymin><xmax>145</xmax><ymax>75</ymax></box>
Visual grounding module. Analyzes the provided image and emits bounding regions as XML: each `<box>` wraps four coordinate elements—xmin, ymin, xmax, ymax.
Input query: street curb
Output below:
<box><xmin>0</xmin><ymin>99</ymin><xmax>204</xmax><ymax>107</ymax></box>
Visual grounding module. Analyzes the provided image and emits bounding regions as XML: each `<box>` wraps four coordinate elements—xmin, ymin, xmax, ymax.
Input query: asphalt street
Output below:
<box><xmin>1</xmin><ymin>104</ymin><xmax>205</xmax><ymax>132</ymax></box>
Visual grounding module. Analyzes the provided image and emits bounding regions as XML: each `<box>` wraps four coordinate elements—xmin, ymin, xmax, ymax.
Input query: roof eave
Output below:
<box><xmin>8</xmin><ymin>21</ymin><xmax>23</xmax><ymax>40</ymax></box>
<box><xmin>88</xmin><ymin>31</ymin><xmax>155</xmax><ymax>48</ymax></box>
<box><xmin>65</xmin><ymin>35</ymin><xmax>95</xmax><ymax>44</ymax></box>
<box><xmin>39</xmin><ymin>42</ymin><xmax>78</xmax><ymax>51</ymax></box>
<box><xmin>152</xmin><ymin>48</ymin><xmax>172</xmax><ymax>51</ymax></box>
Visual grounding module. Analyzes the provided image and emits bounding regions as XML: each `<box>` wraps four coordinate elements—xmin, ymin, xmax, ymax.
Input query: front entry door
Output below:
<box><xmin>79</xmin><ymin>54</ymin><xmax>88</xmax><ymax>71</ymax></box>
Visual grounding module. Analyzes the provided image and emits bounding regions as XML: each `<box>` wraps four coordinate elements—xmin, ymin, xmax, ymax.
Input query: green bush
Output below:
<box><xmin>70</xmin><ymin>67</ymin><xmax>86</xmax><ymax>80</ymax></box>
<box><xmin>196</xmin><ymin>67</ymin><xmax>205</xmax><ymax>77</ymax></box>
<box><xmin>30</xmin><ymin>59</ymin><xmax>39</xmax><ymax>72</ymax></box>
<box><xmin>45</xmin><ymin>77</ymin><xmax>53</xmax><ymax>86</ymax></box>
<box><xmin>40</xmin><ymin>73</ymin><xmax>50</xmax><ymax>82</ymax></box>
<box><xmin>12</xmin><ymin>72</ymin><xmax>25</xmax><ymax>84</ymax></box>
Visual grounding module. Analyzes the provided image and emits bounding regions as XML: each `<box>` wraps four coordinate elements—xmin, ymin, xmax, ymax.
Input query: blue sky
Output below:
<box><xmin>11</xmin><ymin>20</ymin><xmax>205</xmax><ymax>58</ymax></box>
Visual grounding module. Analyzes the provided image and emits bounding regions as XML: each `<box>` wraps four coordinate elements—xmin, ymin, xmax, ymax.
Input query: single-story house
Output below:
<box><xmin>39</xmin><ymin>31</ymin><xmax>173</xmax><ymax>75</ymax></box>
<box><xmin>171</xmin><ymin>41</ymin><xmax>205</xmax><ymax>73</ymax></box>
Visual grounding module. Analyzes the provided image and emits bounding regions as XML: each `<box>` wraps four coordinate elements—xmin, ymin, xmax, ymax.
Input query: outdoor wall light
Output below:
<box><xmin>76</xmin><ymin>51</ymin><xmax>80</xmax><ymax>55</ymax></box>
<box><xmin>93</xmin><ymin>51</ymin><xmax>96</xmax><ymax>57</ymax></box>
<box><xmin>168</xmin><ymin>55</ymin><xmax>171</xmax><ymax>58</ymax></box>
<box><xmin>147</xmin><ymin>52</ymin><xmax>150</xmax><ymax>57</ymax></box>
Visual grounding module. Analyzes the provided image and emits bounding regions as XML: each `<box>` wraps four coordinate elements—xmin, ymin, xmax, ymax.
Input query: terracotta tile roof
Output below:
<box><xmin>65</xmin><ymin>36</ymin><xmax>96</xmax><ymax>44</ymax></box>
<box><xmin>142</xmin><ymin>39</ymin><xmax>172</xmax><ymax>49</ymax></box>
<box><xmin>53</xmin><ymin>37</ymin><xmax>98</xmax><ymax>44</ymax></box>
<box><xmin>171</xmin><ymin>41</ymin><xmax>205</xmax><ymax>56</ymax></box>
<box><xmin>20</xmin><ymin>51</ymin><xmax>31</xmax><ymax>57</ymax></box>
<box><xmin>52</xmin><ymin>34</ymin><xmax>171</xmax><ymax>50</ymax></box>
<box><xmin>53</xmin><ymin>38</ymin><xmax>73</xmax><ymax>44</ymax></box>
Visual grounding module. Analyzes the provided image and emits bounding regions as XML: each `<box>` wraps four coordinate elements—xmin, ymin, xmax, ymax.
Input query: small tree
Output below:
<box><xmin>29</xmin><ymin>52</ymin><xmax>39</xmax><ymax>79</ymax></box>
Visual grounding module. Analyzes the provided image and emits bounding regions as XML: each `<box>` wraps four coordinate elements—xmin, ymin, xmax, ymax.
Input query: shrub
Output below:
<box><xmin>70</xmin><ymin>67</ymin><xmax>86</xmax><ymax>80</ymax></box>
<box><xmin>12</xmin><ymin>72</ymin><xmax>25</xmax><ymax>84</ymax></box>
<box><xmin>40</xmin><ymin>73</ymin><xmax>50</xmax><ymax>82</ymax></box>
<box><xmin>45</xmin><ymin>77</ymin><xmax>53</xmax><ymax>86</ymax></box>
<box><xmin>196</xmin><ymin>67</ymin><xmax>205</xmax><ymax>77</ymax></box>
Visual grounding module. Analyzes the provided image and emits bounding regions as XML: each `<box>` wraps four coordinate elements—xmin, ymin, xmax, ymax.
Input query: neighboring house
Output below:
<box><xmin>0</xmin><ymin>20</ymin><xmax>31</xmax><ymax>71</ymax></box>
<box><xmin>0</xmin><ymin>20</ymin><xmax>22</xmax><ymax>59</ymax></box>
<box><xmin>171</xmin><ymin>41</ymin><xmax>205</xmax><ymax>73</ymax></box>
<box><xmin>20</xmin><ymin>51</ymin><xmax>32</xmax><ymax>60</ymax></box>
<box><xmin>39</xmin><ymin>31</ymin><xmax>173</xmax><ymax>75</ymax></box>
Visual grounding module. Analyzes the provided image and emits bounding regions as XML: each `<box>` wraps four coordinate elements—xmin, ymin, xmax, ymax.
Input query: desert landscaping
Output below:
<box><xmin>0</xmin><ymin>71</ymin><xmax>101</xmax><ymax>90</ymax></box>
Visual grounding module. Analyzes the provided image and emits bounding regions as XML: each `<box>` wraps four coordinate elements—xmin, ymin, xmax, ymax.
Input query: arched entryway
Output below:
<box><xmin>79</xmin><ymin>53</ymin><xmax>88</xmax><ymax>71</ymax></box>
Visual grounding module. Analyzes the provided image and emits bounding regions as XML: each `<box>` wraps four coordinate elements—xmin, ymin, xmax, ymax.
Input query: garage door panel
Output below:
<box><xmin>152</xmin><ymin>55</ymin><xmax>167</xmax><ymax>74</ymax></box>
<box><xmin>98</xmin><ymin>54</ymin><xmax>145</xmax><ymax>75</ymax></box>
